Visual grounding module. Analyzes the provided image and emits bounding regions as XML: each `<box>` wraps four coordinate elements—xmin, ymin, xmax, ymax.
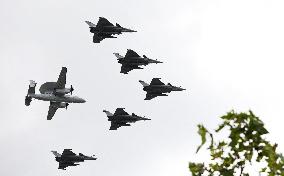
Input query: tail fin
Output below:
<box><xmin>85</xmin><ymin>21</ymin><xmax>96</xmax><ymax>27</ymax></box>
<box><xmin>116</xmin><ymin>23</ymin><xmax>121</xmax><ymax>27</ymax></box>
<box><xmin>113</xmin><ymin>53</ymin><xmax>124</xmax><ymax>59</ymax></box>
<box><xmin>28</xmin><ymin>80</ymin><xmax>36</xmax><ymax>95</ymax></box>
<box><xmin>103</xmin><ymin>110</ymin><xmax>114</xmax><ymax>116</ymax></box>
<box><xmin>51</xmin><ymin>151</ymin><xmax>61</xmax><ymax>157</ymax></box>
<box><xmin>139</xmin><ymin>80</ymin><xmax>149</xmax><ymax>87</ymax></box>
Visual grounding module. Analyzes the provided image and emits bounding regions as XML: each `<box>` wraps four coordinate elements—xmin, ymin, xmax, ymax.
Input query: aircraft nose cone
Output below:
<box><xmin>142</xmin><ymin>117</ymin><xmax>151</xmax><ymax>121</ymax></box>
<box><xmin>173</xmin><ymin>87</ymin><xmax>186</xmax><ymax>91</ymax></box>
<box><xmin>149</xmin><ymin>59</ymin><xmax>163</xmax><ymax>64</ymax></box>
<box><xmin>125</xmin><ymin>29</ymin><xmax>137</xmax><ymax>32</ymax></box>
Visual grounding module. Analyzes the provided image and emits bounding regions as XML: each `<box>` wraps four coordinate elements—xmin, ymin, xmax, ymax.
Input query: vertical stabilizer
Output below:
<box><xmin>139</xmin><ymin>80</ymin><xmax>149</xmax><ymax>87</ymax></box>
<box><xmin>113</xmin><ymin>53</ymin><xmax>124</xmax><ymax>59</ymax></box>
<box><xmin>103</xmin><ymin>110</ymin><xmax>114</xmax><ymax>116</ymax></box>
<box><xmin>28</xmin><ymin>80</ymin><xmax>36</xmax><ymax>94</ymax></box>
<box><xmin>85</xmin><ymin>21</ymin><xmax>96</xmax><ymax>27</ymax></box>
<box><xmin>51</xmin><ymin>151</ymin><xmax>61</xmax><ymax>157</ymax></box>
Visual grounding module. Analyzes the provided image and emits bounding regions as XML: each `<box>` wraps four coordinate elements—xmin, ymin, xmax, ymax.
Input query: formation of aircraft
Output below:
<box><xmin>114</xmin><ymin>49</ymin><xmax>163</xmax><ymax>74</ymax></box>
<box><xmin>24</xmin><ymin>17</ymin><xmax>186</xmax><ymax>171</ymax></box>
<box><xmin>25</xmin><ymin>67</ymin><xmax>86</xmax><ymax>120</ymax></box>
<box><xmin>103</xmin><ymin>108</ymin><xmax>150</xmax><ymax>130</ymax></box>
<box><xmin>139</xmin><ymin>78</ymin><xmax>186</xmax><ymax>100</ymax></box>
<box><xmin>51</xmin><ymin>149</ymin><xmax>97</xmax><ymax>170</ymax></box>
<box><xmin>86</xmin><ymin>17</ymin><xmax>136</xmax><ymax>43</ymax></box>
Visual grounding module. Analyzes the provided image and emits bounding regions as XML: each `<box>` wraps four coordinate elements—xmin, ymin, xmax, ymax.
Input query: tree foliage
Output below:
<box><xmin>189</xmin><ymin>110</ymin><xmax>284</xmax><ymax>176</ymax></box>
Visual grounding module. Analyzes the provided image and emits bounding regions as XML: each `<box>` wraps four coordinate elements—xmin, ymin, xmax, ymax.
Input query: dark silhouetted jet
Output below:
<box><xmin>139</xmin><ymin>78</ymin><xmax>186</xmax><ymax>100</ymax></box>
<box><xmin>113</xmin><ymin>49</ymin><xmax>163</xmax><ymax>74</ymax></box>
<box><xmin>103</xmin><ymin>108</ymin><xmax>150</xmax><ymax>130</ymax></box>
<box><xmin>25</xmin><ymin>67</ymin><xmax>86</xmax><ymax>120</ymax></box>
<box><xmin>85</xmin><ymin>17</ymin><xmax>136</xmax><ymax>43</ymax></box>
<box><xmin>51</xmin><ymin>149</ymin><xmax>97</xmax><ymax>170</ymax></box>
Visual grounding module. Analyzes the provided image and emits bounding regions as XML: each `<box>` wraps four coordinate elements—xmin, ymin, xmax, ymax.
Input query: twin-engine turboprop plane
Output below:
<box><xmin>51</xmin><ymin>149</ymin><xmax>97</xmax><ymax>170</ymax></box>
<box><xmin>114</xmin><ymin>49</ymin><xmax>163</xmax><ymax>74</ymax></box>
<box><xmin>25</xmin><ymin>67</ymin><xmax>86</xmax><ymax>120</ymax></box>
<box><xmin>85</xmin><ymin>17</ymin><xmax>137</xmax><ymax>43</ymax></box>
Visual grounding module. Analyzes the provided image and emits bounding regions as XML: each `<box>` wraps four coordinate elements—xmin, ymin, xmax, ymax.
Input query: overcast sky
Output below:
<box><xmin>1</xmin><ymin>0</ymin><xmax>284</xmax><ymax>176</ymax></box>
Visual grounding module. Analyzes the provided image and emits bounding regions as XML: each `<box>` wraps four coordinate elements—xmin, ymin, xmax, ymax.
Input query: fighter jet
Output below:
<box><xmin>51</xmin><ymin>149</ymin><xmax>97</xmax><ymax>170</ymax></box>
<box><xmin>114</xmin><ymin>49</ymin><xmax>163</xmax><ymax>74</ymax></box>
<box><xmin>85</xmin><ymin>17</ymin><xmax>137</xmax><ymax>43</ymax></box>
<box><xmin>139</xmin><ymin>78</ymin><xmax>186</xmax><ymax>100</ymax></box>
<box><xmin>103</xmin><ymin>108</ymin><xmax>150</xmax><ymax>130</ymax></box>
<box><xmin>25</xmin><ymin>67</ymin><xmax>86</xmax><ymax>120</ymax></box>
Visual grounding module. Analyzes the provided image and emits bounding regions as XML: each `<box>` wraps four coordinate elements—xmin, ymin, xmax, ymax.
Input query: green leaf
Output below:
<box><xmin>189</xmin><ymin>110</ymin><xmax>284</xmax><ymax>176</ymax></box>
<box><xmin>196</xmin><ymin>124</ymin><xmax>209</xmax><ymax>153</ymax></box>
<box><xmin>189</xmin><ymin>162</ymin><xmax>205</xmax><ymax>176</ymax></box>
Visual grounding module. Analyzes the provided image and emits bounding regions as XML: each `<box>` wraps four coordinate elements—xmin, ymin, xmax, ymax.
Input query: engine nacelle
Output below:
<box><xmin>54</xmin><ymin>88</ymin><xmax>69</xmax><ymax>94</ymax></box>
<box><xmin>58</xmin><ymin>102</ymin><xmax>69</xmax><ymax>108</ymax></box>
<box><xmin>51</xmin><ymin>102</ymin><xmax>69</xmax><ymax>109</ymax></box>
<box><xmin>54</xmin><ymin>86</ymin><xmax>74</xmax><ymax>95</ymax></box>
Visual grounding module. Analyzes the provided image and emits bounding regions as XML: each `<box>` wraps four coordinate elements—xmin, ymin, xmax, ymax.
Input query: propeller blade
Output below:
<box><xmin>65</xmin><ymin>103</ymin><xmax>69</xmax><ymax>110</ymax></box>
<box><xmin>70</xmin><ymin>85</ymin><xmax>74</xmax><ymax>95</ymax></box>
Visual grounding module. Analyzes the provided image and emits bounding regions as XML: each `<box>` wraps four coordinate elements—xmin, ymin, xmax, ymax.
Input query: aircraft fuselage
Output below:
<box><xmin>56</xmin><ymin>155</ymin><xmax>96</xmax><ymax>163</ymax></box>
<box><xmin>108</xmin><ymin>115</ymin><xmax>139</xmax><ymax>123</ymax></box>
<box><xmin>90</xmin><ymin>26</ymin><xmax>136</xmax><ymax>34</ymax></box>
<box><xmin>144</xmin><ymin>85</ymin><xmax>185</xmax><ymax>93</ymax></box>
<box><xmin>119</xmin><ymin>57</ymin><xmax>156</xmax><ymax>66</ymax></box>
<box><xmin>29</xmin><ymin>94</ymin><xmax>86</xmax><ymax>103</ymax></box>
<box><xmin>144</xmin><ymin>85</ymin><xmax>173</xmax><ymax>93</ymax></box>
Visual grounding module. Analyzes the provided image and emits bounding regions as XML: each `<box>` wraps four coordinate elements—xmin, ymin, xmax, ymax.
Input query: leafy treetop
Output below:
<box><xmin>189</xmin><ymin>110</ymin><xmax>284</xmax><ymax>176</ymax></box>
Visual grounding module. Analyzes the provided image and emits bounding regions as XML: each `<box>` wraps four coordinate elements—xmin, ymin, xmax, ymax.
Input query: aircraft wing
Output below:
<box><xmin>93</xmin><ymin>33</ymin><xmax>105</xmax><ymax>43</ymax></box>
<box><xmin>109</xmin><ymin>122</ymin><xmax>122</xmax><ymax>130</ymax></box>
<box><xmin>125</xmin><ymin>49</ymin><xmax>140</xmax><ymax>59</ymax></box>
<box><xmin>47</xmin><ymin>103</ymin><xmax>58</xmax><ymax>120</ymax></box>
<box><xmin>114</xmin><ymin>108</ymin><xmax>129</xmax><ymax>116</ymax></box>
<box><xmin>120</xmin><ymin>65</ymin><xmax>136</xmax><ymax>74</ymax></box>
<box><xmin>97</xmin><ymin>17</ymin><xmax>114</xmax><ymax>27</ymax></box>
<box><xmin>56</xmin><ymin>67</ymin><xmax>67</xmax><ymax>89</ymax></box>
<box><xmin>62</xmin><ymin>149</ymin><xmax>76</xmax><ymax>156</ymax></box>
<box><xmin>145</xmin><ymin>93</ymin><xmax>159</xmax><ymax>100</ymax></box>
<box><xmin>58</xmin><ymin>161</ymin><xmax>75</xmax><ymax>170</ymax></box>
<box><xmin>109</xmin><ymin>121</ymin><xmax>130</xmax><ymax>130</ymax></box>
<box><xmin>150</xmin><ymin>78</ymin><xmax>165</xmax><ymax>86</ymax></box>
